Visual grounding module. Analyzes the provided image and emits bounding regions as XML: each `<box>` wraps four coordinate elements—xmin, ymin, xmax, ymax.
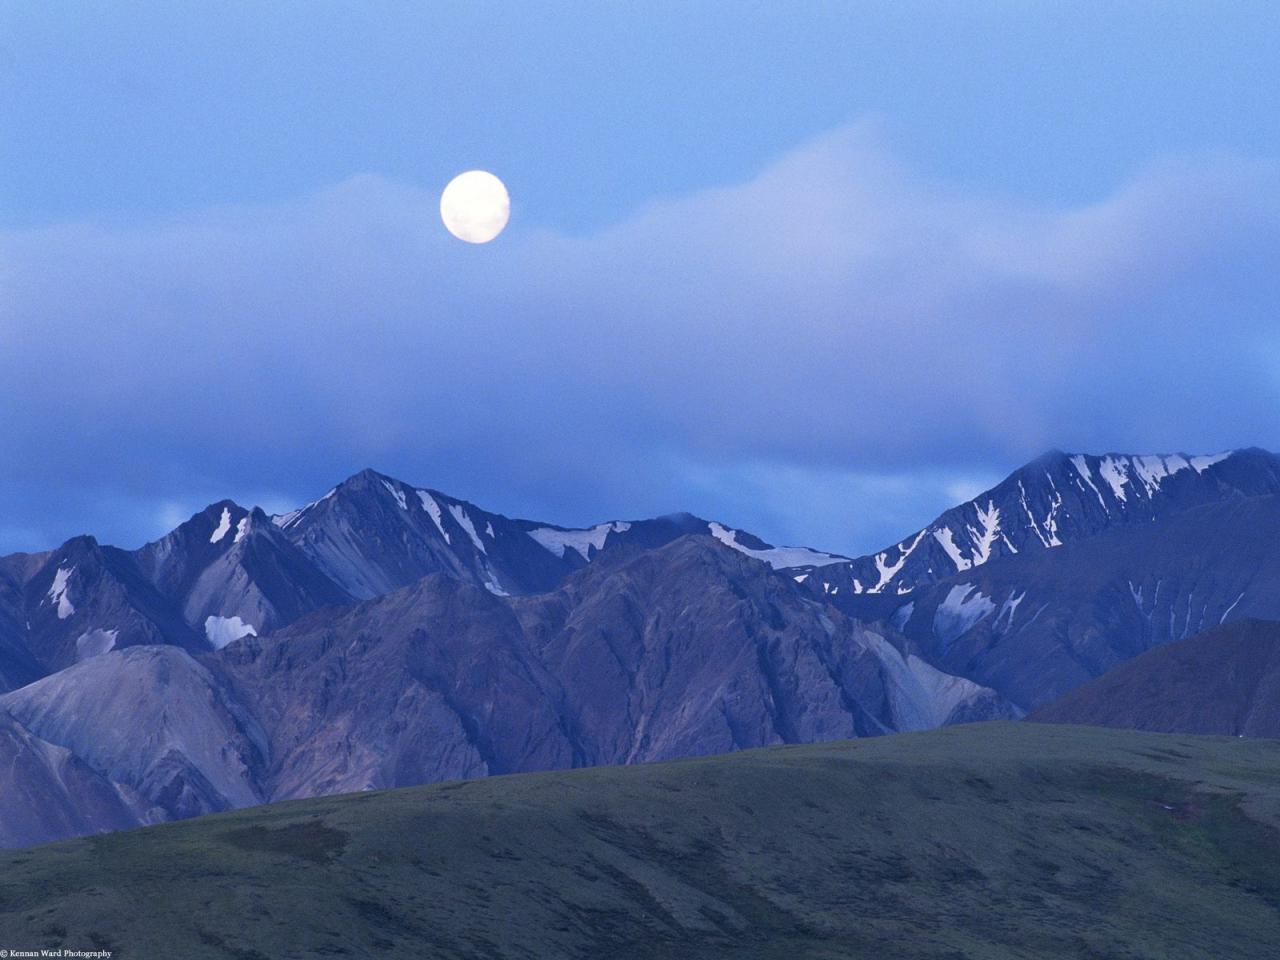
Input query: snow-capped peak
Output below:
<box><xmin>835</xmin><ymin>448</ymin><xmax>1262</xmax><ymax>598</ymax></box>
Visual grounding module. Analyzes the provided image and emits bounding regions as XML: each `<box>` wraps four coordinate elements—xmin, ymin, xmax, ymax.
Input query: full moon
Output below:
<box><xmin>440</xmin><ymin>170</ymin><xmax>510</xmax><ymax>244</ymax></box>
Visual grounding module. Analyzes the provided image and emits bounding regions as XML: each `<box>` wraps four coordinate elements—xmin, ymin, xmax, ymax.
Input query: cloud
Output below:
<box><xmin>2</xmin><ymin>120</ymin><xmax>1278</xmax><ymax>554</ymax></box>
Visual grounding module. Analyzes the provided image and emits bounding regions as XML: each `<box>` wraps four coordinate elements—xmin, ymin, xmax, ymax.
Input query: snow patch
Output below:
<box><xmin>272</xmin><ymin>488</ymin><xmax>336</xmax><ymax>529</ymax></box>
<box><xmin>204</xmin><ymin>615</ymin><xmax>258</xmax><ymax>650</ymax></box>
<box><xmin>967</xmin><ymin>500</ymin><xmax>1002</xmax><ymax>565</ymax></box>
<box><xmin>933</xmin><ymin>584</ymin><xmax>996</xmax><ymax>645</ymax></box>
<box><xmin>933</xmin><ymin>527</ymin><xmax>971</xmax><ymax>572</ymax></box>
<box><xmin>1131</xmin><ymin>455</ymin><xmax>1192</xmax><ymax>498</ymax></box>
<box><xmin>1069</xmin><ymin>455</ymin><xmax>1107</xmax><ymax>510</ymax></box>
<box><xmin>210</xmin><ymin>507</ymin><xmax>232</xmax><ymax>543</ymax></box>
<box><xmin>1220</xmin><ymin>591</ymin><xmax>1246</xmax><ymax>623</ymax></box>
<box><xmin>995</xmin><ymin>590</ymin><xmax>1026</xmax><ymax>631</ymax></box>
<box><xmin>415</xmin><ymin>491</ymin><xmax>450</xmax><ymax>543</ymax></box>
<box><xmin>447</xmin><ymin>505</ymin><xmax>487</xmax><ymax>555</ymax></box>
<box><xmin>869</xmin><ymin>529</ymin><xmax>928</xmax><ymax>593</ymax></box>
<box><xmin>380</xmin><ymin>479</ymin><xmax>408</xmax><ymax>511</ymax></box>
<box><xmin>1042</xmin><ymin>476</ymin><xmax>1063</xmax><ymax>546</ymax></box>
<box><xmin>1097</xmin><ymin>457</ymin><xmax>1130</xmax><ymax>502</ymax></box>
<box><xmin>1131</xmin><ymin>456</ymin><xmax>1168</xmax><ymax>497</ymax></box>
<box><xmin>708</xmin><ymin>522</ymin><xmax>846</xmax><ymax>570</ymax></box>
<box><xmin>75</xmin><ymin>628</ymin><xmax>118</xmax><ymax>660</ymax></box>
<box><xmin>1073</xmin><ymin>451</ymin><xmax>1206</xmax><ymax>503</ymax></box>
<box><xmin>1018</xmin><ymin>480</ymin><xmax>1050</xmax><ymax>548</ymax></box>
<box><xmin>47</xmin><ymin>566</ymin><xmax>76</xmax><ymax>619</ymax></box>
<box><xmin>234</xmin><ymin>515</ymin><xmax>250</xmax><ymax>543</ymax></box>
<box><xmin>1128</xmin><ymin>580</ymin><xmax>1145</xmax><ymax>614</ymax></box>
<box><xmin>528</xmin><ymin>521</ymin><xmax>631</xmax><ymax>561</ymax></box>
<box><xmin>890</xmin><ymin>601</ymin><xmax>915</xmax><ymax>632</ymax></box>
<box><xmin>1191</xmin><ymin>451</ymin><xmax>1232</xmax><ymax>473</ymax></box>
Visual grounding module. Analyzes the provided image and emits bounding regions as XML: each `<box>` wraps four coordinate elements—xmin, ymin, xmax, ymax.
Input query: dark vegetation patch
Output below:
<box><xmin>1137</xmin><ymin>747</ymin><xmax>1195</xmax><ymax>761</ymax></box>
<box><xmin>195</xmin><ymin>924</ymin><xmax>274</xmax><ymax>960</ymax></box>
<box><xmin>346</xmin><ymin>897</ymin><xmax>426</xmax><ymax>942</ymax></box>
<box><xmin>221</xmin><ymin>819</ymin><xmax>349</xmax><ymax>864</ymax></box>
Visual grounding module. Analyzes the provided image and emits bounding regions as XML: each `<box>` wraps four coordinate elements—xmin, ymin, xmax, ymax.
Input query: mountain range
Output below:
<box><xmin>2</xmin><ymin>448</ymin><xmax>1279</xmax><ymax>847</ymax></box>
<box><xmin>0</xmin><ymin>467</ymin><xmax>848</xmax><ymax>690</ymax></box>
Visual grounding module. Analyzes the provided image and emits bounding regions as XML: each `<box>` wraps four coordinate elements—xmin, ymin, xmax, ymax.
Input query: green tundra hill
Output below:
<box><xmin>2</xmin><ymin>721</ymin><xmax>1280</xmax><ymax>959</ymax></box>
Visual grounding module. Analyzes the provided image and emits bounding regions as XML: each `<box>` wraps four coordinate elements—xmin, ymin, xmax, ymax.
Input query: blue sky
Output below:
<box><xmin>2</xmin><ymin>2</ymin><xmax>1279</xmax><ymax>557</ymax></box>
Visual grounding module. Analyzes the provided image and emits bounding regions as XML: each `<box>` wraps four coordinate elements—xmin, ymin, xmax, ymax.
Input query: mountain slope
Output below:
<box><xmin>0</xmin><ymin>711</ymin><xmax>145</xmax><ymax>847</ymax></box>
<box><xmin>218</xmin><ymin>572</ymin><xmax>577</xmax><ymax>801</ymax></box>
<box><xmin>0</xmin><ymin>645</ymin><xmax>267</xmax><ymax>819</ymax></box>
<box><xmin>3</xmin><ymin>723</ymin><xmax>1279</xmax><ymax>959</ymax></box>
<box><xmin>215</xmin><ymin>536</ymin><xmax>1011</xmax><ymax>805</ymax></box>
<box><xmin>0</xmin><ymin>552</ymin><xmax>45</xmax><ymax>691</ymax></box>
<box><xmin>884</xmin><ymin>492</ymin><xmax>1280</xmax><ymax>710</ymax></box>
<box><xmin>512</xmin><ymin>536</ymin><xmax>1009</xmax><ymax>765</ymax></box>
<box><xmin>1031</xmin><ymin>619</ymin><xmax>1280</xmax><ymax>736</ymax></box>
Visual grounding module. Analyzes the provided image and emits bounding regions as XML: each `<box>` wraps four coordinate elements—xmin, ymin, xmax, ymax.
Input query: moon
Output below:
<box><xmin>440</xmin><ymin>170</ymin><xmax>510</xmax><ymax>244</ymax></box>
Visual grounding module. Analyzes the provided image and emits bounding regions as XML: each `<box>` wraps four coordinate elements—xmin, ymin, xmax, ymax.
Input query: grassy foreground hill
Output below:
<box><xmin>2</xmin><ymin>722</ymin><xmax>1280</xmax><ymax>959</ymax></box>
